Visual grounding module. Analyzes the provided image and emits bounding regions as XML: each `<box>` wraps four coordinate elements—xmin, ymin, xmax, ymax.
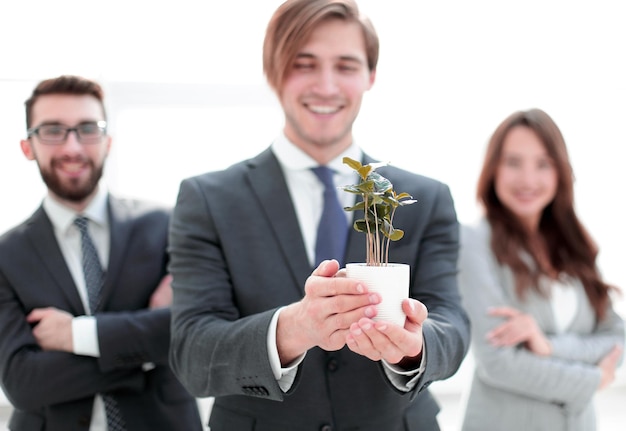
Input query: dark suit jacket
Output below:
<box><xmin>0</xmin><ymin>196</ymin><xmax>202</xmax><ymax>431</ymax></box>
<box><xmin>169</xmin><ymin>149</ymin><xmax>470</xmax><ymax>431</ymax></box>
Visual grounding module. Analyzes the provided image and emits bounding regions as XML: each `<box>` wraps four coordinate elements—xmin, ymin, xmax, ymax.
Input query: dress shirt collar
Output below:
<box><xmin>271</xmin><ymin>131</ymin><xmax>362</xmax><ymax>174</ymax></box>
<box><xmin>43</xmin><ymin>185</ymin><xmax>109</xmax><ymax>233</ymax></box>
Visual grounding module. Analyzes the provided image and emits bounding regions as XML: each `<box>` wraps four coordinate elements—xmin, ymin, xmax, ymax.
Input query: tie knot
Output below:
<box><xmin>73</xmin><ymin>216</ymin><xmax>90</xmax><ymax>233</ymax></box>
<box><xmin>311</xmin><ymin>166</ymin><xmax>336</xmax><ymax>189</ymax></box>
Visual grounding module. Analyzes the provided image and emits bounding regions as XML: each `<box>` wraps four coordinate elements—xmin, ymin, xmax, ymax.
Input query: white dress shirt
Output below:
<box><xmin>271</xmin><ymin>132</ymin><xmax>359</xmax><ymax>265</ymax></box>
<box><xmin>43</xmin><ymin>185</ymin><xmax>110</xmax><ymax>431</ymax></box>
<box><xmin>550</xmin><ymin>276</ymin><xmax>578</xmax><ymax>333</ymax></box>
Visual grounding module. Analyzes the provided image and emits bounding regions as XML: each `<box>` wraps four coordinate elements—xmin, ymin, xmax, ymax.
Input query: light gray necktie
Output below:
<box><xmin>74</xmin><ymin>216</ymin><xmax>127</xmax><ymax>431</ymax></box>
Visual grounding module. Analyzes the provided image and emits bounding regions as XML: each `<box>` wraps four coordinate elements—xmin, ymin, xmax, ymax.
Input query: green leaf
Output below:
<box><xmin>340</xmin><ymin>157</ymin><xmax>416</xmax><ymax>265</ymax></box>
<box><xmin>344</xmin><ymin>202</ymin><xmax>365</xmax><ymax>212</ymax></box>
<box><xmin>389</xmin><ymin>229</ymin><xmax>404</xmax><ymax>241</ymax></box>
<box><xmin>340</xmin><ymin>185</ymin><xmax>364</xmax><ymax>194</ymax></box>
<box><xmin>374</xmin><ymin>204</ymin><xmax>391</xmax><ymax>218</ymax></box>
<box><xmin>370</xmin><ymin>172</ymin><xmax>393</xmax><ymax>193</ymax></box>
<box><xmin>380</xmin><ymin>195</ymin><xmax>399</xmax><ymax>208</ymax></box>
<box><xmin>368</xmin><ymin>161</ymin><xmax>390</xmax><ymax>171</ymax></box>
<box><xmin>353</xmin><ymin>219</ymin><xmax>376</xmax><ymax>233</ymax></box>
<box><xmin>357</xmin><ymin>165</ymin><xmax>372</xmax><ymax>180</ymax></box>
<box><xmin>355</xmin><ymin>180</ymin><xmax>376</xmax><ymax>194</ymax></box>
<box><xmin>342</xmin><ymin>157</ymin><xmax>362</xmax><ymax>171</ymax></box>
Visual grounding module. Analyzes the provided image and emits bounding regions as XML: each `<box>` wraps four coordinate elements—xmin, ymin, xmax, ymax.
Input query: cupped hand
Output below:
<box><xmin>276</xmin><ymin>260</ymin><xmax>380</xmax><ymax>364</ymax></box>
<box><xmin>346</xmin><ymin>298</ymin><xmax>427</xmax><ymax>368</ymax></box>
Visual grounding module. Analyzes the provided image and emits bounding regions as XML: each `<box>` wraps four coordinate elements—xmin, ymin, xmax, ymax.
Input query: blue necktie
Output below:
<box><xmin>312</xmin><ymin>166</ymin><xmax>348</xmax><ymax>267</ymax></box>
<box><xmin>74</xmin><ymin>216</ymin><xmax>127</xmax><ymax>431</ymax></box>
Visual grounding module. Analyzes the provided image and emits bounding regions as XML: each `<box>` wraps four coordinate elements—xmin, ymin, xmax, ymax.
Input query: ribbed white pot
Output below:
<box><xmin>345</xmin><ymin>263</ymin><xmax>409</xmax><ymax>326</ymax></box>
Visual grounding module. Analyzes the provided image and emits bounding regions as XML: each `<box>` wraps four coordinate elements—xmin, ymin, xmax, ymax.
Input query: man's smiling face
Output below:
<box><xmin>279</xmin><ymin>18</ymin><xmax>375</xmax><ymax>163</ymax></box>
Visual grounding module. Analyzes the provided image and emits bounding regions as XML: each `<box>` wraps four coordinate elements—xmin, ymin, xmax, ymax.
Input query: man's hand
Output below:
<box><xmin>26</xmin><ymin>307</ymin><xmax>74</xmax><ymax>352</ymax></box>
<box><xmin>276</xmin><ymin>260</ymin><xmax>380</xmax><ymax>365</ymax></box>
<box><xmin>149</xmin><ymin>274</ymin><xmax>173</xmax><ymax>309</ymax></box>
<box><xmin>487</xmin><ymin>306</ymin><xmax>552</xmax><ymax>356</ymax></box>
<box><xmin>346</xmin><ymin>298</ymin><xmax>427</xmax><ymax>368</ymax></box>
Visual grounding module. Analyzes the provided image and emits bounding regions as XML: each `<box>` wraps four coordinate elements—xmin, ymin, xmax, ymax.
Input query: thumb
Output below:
<box><xmin>312</xmin><ymin>259</ymin><xmax>341</xmax><ymax>277</ymax></box>
<box><xmin>404</xmin><ymin>299</ymin><xmax>428</xmax><ymax>325</ymax></box>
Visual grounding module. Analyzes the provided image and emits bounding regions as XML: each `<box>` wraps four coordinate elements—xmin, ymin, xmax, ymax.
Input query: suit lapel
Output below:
<box><xmin>246</xmin><ymin>149</ymin><xmax>312</xmax><ymax>293</ymax></box>
<box><xmin>100</xmin><ymin>196</ymin><xmax>132</xmax><ymax>308</ymax></box>
<box><xmin>243</xmin><ymin>151</ymin><xmax>375</xmax><ymax>286</ymax></box>
<box><xmin>25</xmin><ymin>207</ymin><xmax>85</xmax><ymax>314</ymax></box>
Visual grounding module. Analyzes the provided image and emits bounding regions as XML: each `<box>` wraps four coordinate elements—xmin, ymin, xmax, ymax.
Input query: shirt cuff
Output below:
<box><xmin>267</xmin><ymin>307</ymin><xmax>305</xmax><ymax>391</ymax></box>
<box><xmin>72</xmin><ymin>315</ymin><xmax>100</xmax><ymax>357</ymax></box>
<box><xmin>381</xmin><ymin>339</ymin><xmax>426</xmax><ymax>392</ymax></box>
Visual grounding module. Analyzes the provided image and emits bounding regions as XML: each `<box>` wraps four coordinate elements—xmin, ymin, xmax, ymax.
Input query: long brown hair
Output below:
<box><xmin>477</xmin><ymin>108</ymin><xmax>612</xmax><ymax>320</ymax></box>
<box><xmin>263</xmin><ymin>0</ymin><xmax>379</xmax><ymax>95</ymax></box>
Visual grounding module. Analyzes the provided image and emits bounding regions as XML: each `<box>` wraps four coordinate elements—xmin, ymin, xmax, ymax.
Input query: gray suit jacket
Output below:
<box><xmin>168</xmin><ymin>148</ymin><xmax>470</xmax><ymax>431</ymax></box>
<box><xmin>458</xmin><ymin>219</ymin><xmax>624</xmax><ymax>431</ymax></box>
<box><xmin>0</xmin><ymin>196</ymin><xmax>202</xmax><ymax>431</ymax></box>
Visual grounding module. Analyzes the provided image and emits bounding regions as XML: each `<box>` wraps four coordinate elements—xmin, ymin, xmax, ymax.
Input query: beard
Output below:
<box><xmin>38</xmin><ymin>156</ymin><xmax>104</xmax><ymax>203</ymax></box>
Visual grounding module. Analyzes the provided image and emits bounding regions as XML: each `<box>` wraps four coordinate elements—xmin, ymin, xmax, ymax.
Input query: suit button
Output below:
<box><xmin>320</xmin><ymin>425</ymin><xmax>332</xmax><ymax>431</ymax></box>
<box><xmin>78</xmin><ymin>416</ymin><xmax>90</xmax><ymax>426</ymax></box>
<box><xmin>327</xmin><ymin>358</ymin><xmax>338</xmax><ymax>372</ymax></box>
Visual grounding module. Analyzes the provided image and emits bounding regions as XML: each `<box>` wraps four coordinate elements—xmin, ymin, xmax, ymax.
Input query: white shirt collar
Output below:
<box><xmin>43</xmin><ymin>185</ymin><xmax>109</xmax><ymax>233</ymax></box>
<box><xmin>271</xmin><ymin>131</ymin><xmax>362</xmax><ymax>174</ymax></box>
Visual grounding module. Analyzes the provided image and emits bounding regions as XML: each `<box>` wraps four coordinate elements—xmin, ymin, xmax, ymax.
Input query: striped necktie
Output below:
<box><xmin>74</xmin><ymin>216</ymin><xmax>127</xmax><ymax>431</ymax></box>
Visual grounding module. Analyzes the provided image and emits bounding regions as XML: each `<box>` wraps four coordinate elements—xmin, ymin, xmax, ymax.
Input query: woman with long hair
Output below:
<box><xmin>458</xmin><ymin>108</ymin><xmax>624</xmax><ymax>431</ymax></box>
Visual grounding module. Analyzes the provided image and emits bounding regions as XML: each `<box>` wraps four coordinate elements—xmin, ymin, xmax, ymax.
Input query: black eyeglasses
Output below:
<box><xmin>27</xmin><ymin>121</ymin><xmax>107</xmax><ymax>145</ymax></box>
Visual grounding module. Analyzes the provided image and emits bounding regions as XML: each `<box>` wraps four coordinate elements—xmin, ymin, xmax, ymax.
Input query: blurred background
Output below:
<box><xmin>1</xmin><ymin>1</ymin><xmax>625</xmax><ymax>429</ymax></box>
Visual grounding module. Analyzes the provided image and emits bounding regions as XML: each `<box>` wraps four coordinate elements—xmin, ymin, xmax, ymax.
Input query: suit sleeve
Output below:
<box><xmin>168</xmin><ymin>177</ymin><xmax>283</xmax><ymax>400</ymax></box>
<box><xmin>410</xmin><ymin>181</ymin><xmax>471</xmax><ymax>394</ymax></box>
<box><xmin>0</xmin><ymin>269</ymin><xmax>144</xmax><ymax>411</ymax></box>
<box><xmin>96</xmin><ymin>204</ymin><xmax>174</xmax><ymax>372</ymax></box>
<box><xmin>96</xmin><ymin>307</ymin><xmax>171</xmax><ymax>371</ymax></box>
<box><xmin>458</xmin><ymin>222</ymin><xmax>602</xmax><ymax>414</ymax></box>
<box><xmin>548</xmin><ymin>300</ymin><xmax>624</xmax><ymax>365</ymax></box>
<box><xmin>549</xmin><ymin>308</ymin><xmax>624</xmax><ymax>365</ymax></box>
<box><xmin>0</xmin><ymin>203</ymin><xmax>172</xmax><ymax>410</ymax></box>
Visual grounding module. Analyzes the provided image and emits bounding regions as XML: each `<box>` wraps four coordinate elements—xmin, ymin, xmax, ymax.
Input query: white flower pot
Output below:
<box><xmin>345</xmin><ymin>263</ymin><xmax>409</xmax><ymax>326</ymax></box>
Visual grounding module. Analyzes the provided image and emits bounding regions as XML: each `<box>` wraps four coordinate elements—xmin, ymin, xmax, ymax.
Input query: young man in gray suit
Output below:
<box><xmin>168</xmin><ymin>1</ymin><xmax>470</xmax><ymax>430</ymax></box>
<box><xmin>0</xmin><ymin>76</ymin><xmax>202</xmax><ymax>431</ymax></box>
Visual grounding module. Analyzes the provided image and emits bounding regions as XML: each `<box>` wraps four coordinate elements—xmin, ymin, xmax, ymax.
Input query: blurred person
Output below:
<box><xmin>168</xmin><ymin>1</ymin><xmax>470</xmax><ymax>430</ymax></box>
<box><xmin>0</xmin><ymin>75</ymin><xmax>202</xmax><ymax>431</ymax></box>
<box><xmin>458</xmin><ymin>108</ymin><xmax>624</xmax><ymax>431</ymax></box>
